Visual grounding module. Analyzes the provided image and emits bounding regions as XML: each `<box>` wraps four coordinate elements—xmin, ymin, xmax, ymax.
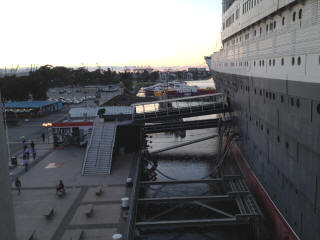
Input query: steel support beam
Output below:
<box><xmin>138</xmin><ymin>195</ymin><xmax>234</xmax><ymax>203</ymax></box>
<box><xmin>135</xmin><ymin>217</ymin><xmax>249</xmax><ymax>228</ymax></box>
<box><xmin>193</xmin><ymin>201</ymin><xmax>235</xmax><ymax>218</ymax></box>
<box><xmin>139</xmin><ymin>175</ymin><xmax>241</xmax><ymax>185</ymax></box>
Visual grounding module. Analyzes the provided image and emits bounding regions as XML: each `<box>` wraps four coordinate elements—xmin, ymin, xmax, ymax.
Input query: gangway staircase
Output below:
<box><xmin>132</xmin><ymin>93</ymin><xmax>230</xmax><ymax>123</ymax></box>
<box><xmin>82</xmin><ymin>121</ymin><xmax>117</xmax><ymax>175</ymax></box>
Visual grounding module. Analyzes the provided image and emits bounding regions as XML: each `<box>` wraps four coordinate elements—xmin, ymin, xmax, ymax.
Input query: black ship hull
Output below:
<box><xmin>212</xmin><ymin>71</ymin><xmax>320</xmax><ymax>240</ymax></box>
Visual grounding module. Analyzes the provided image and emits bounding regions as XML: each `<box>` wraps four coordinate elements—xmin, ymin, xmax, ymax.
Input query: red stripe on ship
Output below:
<box><xmin>231</xmin><ymin>143</ymin><xmax>300</xmax><ymax>240</ymax></box>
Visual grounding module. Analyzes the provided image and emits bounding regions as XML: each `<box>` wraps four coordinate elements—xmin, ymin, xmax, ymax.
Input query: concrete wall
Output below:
<box><xmin>0</xmin><ymin>93</ymin><xmax>16</xmax><ymax>240</ymax></box>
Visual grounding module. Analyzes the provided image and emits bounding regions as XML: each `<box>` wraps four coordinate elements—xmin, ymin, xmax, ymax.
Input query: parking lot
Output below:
<box><xmin>47</xmin><ymin>86</ymin><xmax>121</xmax><ymax>108</ymax></box>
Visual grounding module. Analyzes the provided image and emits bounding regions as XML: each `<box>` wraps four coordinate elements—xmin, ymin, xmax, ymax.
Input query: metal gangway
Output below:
<box><xmin>132</xmin><ymin>93</ymin><xmax>230</xmax><ymax>123</ymax></box>
<box><xmin>143</xmin><ymin>118</ymin><xmax>233</xmax><ymax>134</ymax></box>
<box><xmin>82</xmin><ymin>121</ymin><xmax>117</xmax><ymax>175</ymax></box>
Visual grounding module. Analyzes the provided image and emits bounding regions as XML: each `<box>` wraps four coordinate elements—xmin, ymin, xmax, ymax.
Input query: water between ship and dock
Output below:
<box><xmin>135</xmin><ymin>79</ymin><xmax>258</xmax><ymax>240</ymax></box>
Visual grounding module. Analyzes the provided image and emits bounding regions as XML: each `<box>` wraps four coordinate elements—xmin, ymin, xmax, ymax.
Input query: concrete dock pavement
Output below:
<box><xmin>9</xmin><ymin>136</ymin><xmax>55</xmax><ymax>179</ymax></box>
<box><xmin>11</xmin><ymin>145</ymin><xmax>136</xmax><ymax>240</ymax></box>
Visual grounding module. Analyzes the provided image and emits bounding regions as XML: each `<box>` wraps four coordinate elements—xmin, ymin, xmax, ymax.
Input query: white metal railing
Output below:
<box><xmin>81</xmin><ymin>122</ymin><xmax>96</xmax><ymax>175</ymax></box>
<box><xmin>107</xmin><ymin>123</ymin><xmax>117</xmax><ymax>174</ymax></box>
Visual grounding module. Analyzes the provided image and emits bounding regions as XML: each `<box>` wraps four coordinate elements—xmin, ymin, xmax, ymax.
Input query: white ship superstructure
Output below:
<box><xmin>207</xmin><ymin>0</ymin><xmax>320</xmax><ymax>239</ymax></box>
<box><xmin>213</xmin><ymin>0</ymin><xmax>320</xmax><ymax>84</ymax></box>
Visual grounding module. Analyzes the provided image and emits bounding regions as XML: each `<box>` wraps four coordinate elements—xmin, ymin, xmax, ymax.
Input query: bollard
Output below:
<box><xmin>126</xmin><ymin>177</ymin><xmax>133</xmax><ymax>187</ymax></box>
<box><xmin>121</xmin><ymin>197</ymin><xmax>129</xmax><ymax>209</ymax></box>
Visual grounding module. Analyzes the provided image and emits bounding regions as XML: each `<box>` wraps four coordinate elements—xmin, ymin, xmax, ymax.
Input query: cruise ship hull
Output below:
<box><xmin>212</xmin><ymin>70</ymin><xmax>320</xmax><ymax>240</ymax></box>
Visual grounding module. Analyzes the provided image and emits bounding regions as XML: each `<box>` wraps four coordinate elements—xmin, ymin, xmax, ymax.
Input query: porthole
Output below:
<box><xmin>296</xmin><ymin>99</ymin><xmax>300</xmax><ymax>108</ymax></box>
<box><xmin>273</xmin><ymin>59</ymin><xmax>275</xmax><ymax>66</ymax></box>
<box><xmin>281</xmin><ymin>95</ymin><xmax>284</xmax><ymax>103</ymax></box>
<box><xmin>291</xmin><ymin>98</ymin><xmax>294</xmax><ymax>106</ymax></box>
<box><xmin>282</xmin><ymin>16</ymin><xmax>285</xmax><ymax>25</ymax></box>
<box><xmin>317</xmin><ymin>104</ymin><xmax>320</xmax><ymax>114</ymax></box>
<box><xmin>281</xmin><ymin>58</ymin><xmax>284</xmax><ymax>66</ymax></box>
<box><xmin>292</xmin><ymin>57</ymin><xmax>295</xmax><ymax>66</ymax></box>
<box><xmin>297</xmin><ymin>56</ymin><xmax>301</xmax><ymax>65</ymax></box>
<box><xmin>299</xmin><ymin>9</ymin><xmax>302</xmax><ymax>19</ymax></box>
<box><xmin>293</xmin><ymin>12</ymin><xmax>296</xmax><ymax>22</ymax></box>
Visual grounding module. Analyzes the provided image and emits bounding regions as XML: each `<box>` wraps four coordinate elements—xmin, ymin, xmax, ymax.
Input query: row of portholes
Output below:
<box><xmin>291</xmin><ymin>97</ymin><xmax>300</xmax><ymax>108</ymax></box>
<box><xmin>251</xmin><ymin>117</ymin><xmax>291</xmax><ymax>149</ymax></box>
<box><xmin>252</xmin><ymin>88</ymin><xmax>302</xmax><ymax>109</ymax></box>
<box><xmin>227</xmin><ymin>80</ymin><xmax>320</xmax><ymax>114</ymax></box>
<box><xmin>224</xmin><ymin>8</ymin><xmax>303</xmax><ymax>47</ymax></box>
<box><xmin>253</xmin><ymin>56</ymin><xmax>302</xmax><ymax>67</ymax></box>
<box><xmin>214</xmin><ymin>54</ymin><xmax>320</xmax><ymax>68</ymax></box>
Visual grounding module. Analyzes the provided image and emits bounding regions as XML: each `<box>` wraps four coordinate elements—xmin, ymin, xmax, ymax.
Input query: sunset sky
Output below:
<box><xmin>1</xmin><ymin>0</ymin><xmax>222</xmax><ymax>68</ymax></box>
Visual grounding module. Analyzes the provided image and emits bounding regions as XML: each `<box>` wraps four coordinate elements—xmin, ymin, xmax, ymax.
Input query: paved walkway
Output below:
<box><xmin>9</xmin><ymin>136</ymin><xmax>55</xmax><ymax>180</ymax></box>
<box><xmin>11</xmin><ymin>146</ymin><xmax>136</xmax><ymax>240</ymax></box>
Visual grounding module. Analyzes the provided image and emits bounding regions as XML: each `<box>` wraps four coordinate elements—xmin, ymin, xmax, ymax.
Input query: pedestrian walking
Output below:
<box><xmin>23</xmin><ymin>147</ymin><xmax>29</xmax><ymax>159</ymax></box>
<box><xmin>15</xmin><ymin>177</ymin><xmax>21</xmax><ymax>195</ymax></box>
<box><xmin>25</xmin><ymin>148</ymin><xmax>30</xmax><ymax>160</ymax></box>
<box><xmin>23</xmin><ymin>139</ymin><xmax>27</xmax><ymax>150</ymax></box>
<box><xmin>23</xmin><ymin>155</ymin><xmax>29</xmax><ymax>172</ymax></box>
<box><xmin>32</xmin><ymin>148</ymin><xmax>36</xmax><ymax>160</ymax></box>
<box><xmin>41</xmin><ymin>133</ymin><xmax>45</xmax><ymax>143</ymax></box>
<box><xmin>30</xmin><ymin>140</ymin><xmax>35</xmax><ymax>150</ymax></box>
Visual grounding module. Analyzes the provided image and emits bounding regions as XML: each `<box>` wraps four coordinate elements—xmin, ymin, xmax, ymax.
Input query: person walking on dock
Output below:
<box><xmin>23</xmin><ymin>155</ymin><xmax>29</xmax><ymax>172</ymax></box>
<box><xmin>32</xmin><ymin>148</ymin><xmax>36</xmax><ymax>160</ymax></box>
<box><xmin>23</xmin><ymin>139</ymin><xmax>27</xmax><ymax>150</ymax></box>
<box><xmin>23</xmin><ymin>148</ymin><xmax>30</xmax><ymax>172</ymax></box>
<box><xmin>15</xmin><ymin>177</ymin><xmax>21</xmax><ymax>195</ymax></box>
<box><xmin>30</xmin><ymin>140</ymin><xmax>35</xmax><ymax>151</ymax></box>
<box><xmin>41</xmin><ymin>133</ymin><xmax>45</xmax><ymax>143</ymax></box>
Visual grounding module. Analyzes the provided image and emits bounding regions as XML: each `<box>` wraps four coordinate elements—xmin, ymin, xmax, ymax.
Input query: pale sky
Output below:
<box><xmin>0</xmin><ymin>0</ymin><xmax>222</xmax><ymax>67</ymax></box>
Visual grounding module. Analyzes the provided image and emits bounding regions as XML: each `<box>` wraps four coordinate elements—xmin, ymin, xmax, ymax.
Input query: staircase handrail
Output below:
<box><xmin>81</xmin><ymin>122</ymin><xmax>96</xmax><ymax>175</ymax></box>
<box><xmin>107</xmin><ymin>123</ymin><xmax>117</xmax><ymax>174</ymax></box>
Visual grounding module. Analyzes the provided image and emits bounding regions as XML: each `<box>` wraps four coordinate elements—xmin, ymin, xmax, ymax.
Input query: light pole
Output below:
<box><xmin>0</xmin><ymin>92</ymin><xmax>17</xmax><ymax>240</ymax></box>
<box><xmin>0</xmin><ymin>98</ymin><xmax>11</xmax><ymax>166</ymax></box>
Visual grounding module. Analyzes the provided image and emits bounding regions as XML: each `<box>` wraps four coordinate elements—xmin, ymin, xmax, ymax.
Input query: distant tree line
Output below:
<box><xmin>0</xmin><ymin>65</ymin><xmax>159</xmax><ymax>101</ymax></box>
